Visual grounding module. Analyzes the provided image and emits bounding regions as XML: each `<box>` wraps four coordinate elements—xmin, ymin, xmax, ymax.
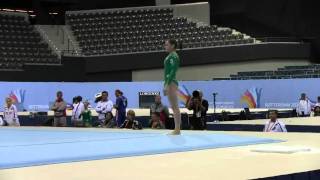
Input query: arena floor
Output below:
<box><xmin>0</xmin><ymin>123</ymin><xmax>320</xmax><ymax>180</ymax></box>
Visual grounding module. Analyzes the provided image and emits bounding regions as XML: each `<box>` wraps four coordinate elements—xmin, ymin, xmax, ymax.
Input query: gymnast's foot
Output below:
<box><xmin>168</xmin><ymin>129</ymin><xmax>181</xmax><ymax>135</ymax></box>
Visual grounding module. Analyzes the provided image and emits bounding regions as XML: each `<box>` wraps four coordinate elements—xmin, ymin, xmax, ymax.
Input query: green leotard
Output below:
<box><xmin>164</xmin><ymin>51</ymin><xmax>180</xmax><ymax>87</ymax></box>
<box><xmin>81</xmin><ymin>109</ymin><xmax>92</xmax><ymax>127</ymax></box>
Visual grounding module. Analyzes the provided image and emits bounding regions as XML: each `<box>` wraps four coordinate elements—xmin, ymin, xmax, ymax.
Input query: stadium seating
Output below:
<box><xmin>213</xmin><ymin>64</ymin><xmax>320</xmax><ymax>80</ymax></box>
<box><xmin>66</xmin><ymin>8</ymin><xmax>255</xmax><ymax>56</ymax></box>
<box><xmin>0</xmin><ymin>13</ymin><xmax>59</xmax><ymax>70</ymax></box>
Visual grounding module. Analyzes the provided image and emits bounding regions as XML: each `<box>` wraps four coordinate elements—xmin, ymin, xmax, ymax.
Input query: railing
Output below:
<box><xmin>255</xmin><ymin>36</ymin><xmax>315</xmax><ymax>43</ymax></box>
<box><xmin>62</xmin><ymin>25</ymin><xmax>81</xmax><ymax>56</ymax></box>
<box><xmin>60</xmin><ymin>49</ymin><xmax>82</xmax><ymax>56</ymax></box>
<box><xmin>214</xmin><ymin>73</ymin><xmax>320</xmax><ymax>81</ymax></box>
<box><xmin>34</xmin><ymin>25</ymin><xmax>62</xmax><ymax>64</ymax></box>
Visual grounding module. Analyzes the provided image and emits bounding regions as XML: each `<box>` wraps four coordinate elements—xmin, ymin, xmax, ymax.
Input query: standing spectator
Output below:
<box><xmin>51</xmin><ymin>91</ymin><xmax>67</xmax><ymax>127</ymax></box>
<box><xmin>150</xmin><ymin>112</ymin><xmax>165</xmax><ymax>129</ymax></box>
<box><xmin>120</xmin><ymin>110</ymin><xmax>142</xmax><ymax>130</ymax></box>
<box><xmin>187</xmin><ymin>90</ymin><xmax>209</xmax><ymax>130</ymax></box>
<box><xmin>72</xmin><ymin>97</ymin><xmax>78</xmax><ymax>108</ymax></box>
<box><xmin>71</xmin><ymin>96</ymin><xmax>85</xmax><ymax>127</ymax></box>
<box><xmin>315</xmin><ymin>96</ymin><xmax>320</xmax><ymax>107</ymax></box>
<box><xmin>150</xmin><ymin>95</ymin><xmax>169</xmax><ymax>127</ymax></box>
<box><xmin>3</xmin><ymin>97</ymin><xmax>20</xmax><ymax>126</ymax></box>
<box><xmin>297</xmin><ymin>93</ymin><xmax>312</xmax><ymax>117</ymax></box>
<box><xmin>95</xmin><ymin>91</ymin><xmax>113</xmax><ymax>127</ymax></box>
<box><xmin>263</xmin><ymin>110</ymin><xmax>287</xmax><ymax>132</ymax></box>
<box><xmin>114</xmin><ymin>90</ymin><xmax>127</xmax><ymax>127</ymax></box>
<box><xmin>81</xmin><ymin>101</ymin><xmax>92</xmax><ymax>127</ymax></box>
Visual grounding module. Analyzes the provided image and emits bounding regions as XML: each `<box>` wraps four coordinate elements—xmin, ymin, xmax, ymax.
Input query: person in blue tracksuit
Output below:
<box><xmin>114</xmin><ymin>90</ymin><xmax>127</xmax><ymax>127</ymax></box>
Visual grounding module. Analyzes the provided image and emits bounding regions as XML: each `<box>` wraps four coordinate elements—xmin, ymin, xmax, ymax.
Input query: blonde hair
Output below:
<box><xmin>5</xmin><ymin>97</ymin><xmax>13</xmax><ymax>107</ymax></box>
<box><xmin>5</xmin><ymin>97</ymin><xmax>12</xmax><ymax>103</ymax></box>
<box><xmin>83</xmin><ymin>100</ymin><xmax>90</xmax><ymax>105</ymax></box>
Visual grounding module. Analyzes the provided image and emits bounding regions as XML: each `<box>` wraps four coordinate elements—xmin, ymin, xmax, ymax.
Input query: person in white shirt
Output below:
<box><xmin>71</xmin><ymin>96</ymin><xmax>85</xmax><ymax>127</ymax></box>
<box><xmin>3</xmin><ymin>97</ymin><xmax>20</xmax><ymax>126</ymax></box>
<box><xmin>297</xmin><ymin>93</ymin><xmax>312</xmax><ymax>117</ymax></box>
<box><xmin>263</xmin><ymin>110</ymin><xmax>287</xmax><ymax>132</ymax></box>
<box><xmin>95</xmin><ymin>91</ymin><xmax>113</xmax><ymax>127</ymax></box>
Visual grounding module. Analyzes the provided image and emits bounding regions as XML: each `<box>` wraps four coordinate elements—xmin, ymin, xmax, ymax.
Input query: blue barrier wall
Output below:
<box><xmin>0</xmin><ymin>79</ymin><xmax>319</xmax><ymax>111</ymax></box>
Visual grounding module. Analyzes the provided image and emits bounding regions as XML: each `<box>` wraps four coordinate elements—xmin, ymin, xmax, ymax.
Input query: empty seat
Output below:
<box><xmin>65</xmin><ymin>6</ymin><xmax>254</xmax><ymax>56</ymax></box>
<box><xmin>0</xmin><ymin>12</ymin><xmax>59</xmax><ymax>70</ymax></box>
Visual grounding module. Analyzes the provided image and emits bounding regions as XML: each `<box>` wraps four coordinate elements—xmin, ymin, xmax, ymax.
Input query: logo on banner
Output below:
<box><xmin>177</xmin><ymin>85</ymin><xmax>191</xmax><ymax>106</ymax></box>
<box><xmin>8</xmin><ymin>89</ymin><xmax>26</xmax><ymax>111</ymax></box>
<box><xmin>241</xmin><ymin>87</ymin><xmax>262</xmax><ymax>108</ymax></box>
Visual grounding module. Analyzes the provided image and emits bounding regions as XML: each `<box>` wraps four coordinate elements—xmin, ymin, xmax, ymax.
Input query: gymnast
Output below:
<box><xmin>163</xmin><ymin>39</ymin><xmax>181</xmax><ymax>135</ymax></box>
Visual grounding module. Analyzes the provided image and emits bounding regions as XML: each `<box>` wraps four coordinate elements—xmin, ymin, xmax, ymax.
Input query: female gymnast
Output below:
<box><xmin>163</xmin><ymin>39</ymin><xmax>181</xmax><ymax>135</ymax></box>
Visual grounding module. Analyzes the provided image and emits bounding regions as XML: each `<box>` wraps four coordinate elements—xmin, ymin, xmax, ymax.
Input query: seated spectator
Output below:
<box><xmin>105</xmin><ymin>112</ymin><xmax>116</xmax><ymax>128</ymax></box>
<box><xmin>71</xmin><ymin>96</ymin><xmax>85</xmax><ymax>127</ymax></box>
<box><xmin>263</xmin><ymin>110</ymin><xmax>287</xmax><ymax>132</ymax></box>
<box><xmin>187</xmin><ymin>90</ymin><xmax>209</xmax><ymax>130</ymax></box>
<box><xmin>81</xmin><ymin>101</ymin><xmax>92</xmax><ymax>127</ymax></box>
<box><xmin>150</xmin><ymin>112</ymin><xmax>165</xmax><ymax>129</ymax></box>
<box><xmin>120</xmin><ymin>110</ymin><xmax>142</xmax><ymax>130</ymax></box>
<box><xmin>150</xmin><ymin>95</ymin><xmax>169</xmax><ymax>127</ymax></box>
<box><xmin>199</xmin><ymin>91</ymin><xmax>209</xmax><ymax>128</ymax></box>
<box><xmin>3</xmin><ymin>97</ymin><xmax>20</xmax><ymax>126</ymax></box>
<box><xmin>313</xmin><ymin>106</ymin><xmax>320</xmax><ymax>117</ymax></box>
<box><xmin>297</xmin><ymin>93</ymin><xmax>312</xmax><ymax>117</ymax></box>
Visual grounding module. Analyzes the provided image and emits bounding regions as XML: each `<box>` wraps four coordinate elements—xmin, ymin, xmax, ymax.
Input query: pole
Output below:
<box><xmin>213</xmin><ymin>93</ymin><xmax>218</xmax><ymax>122</ymax></box>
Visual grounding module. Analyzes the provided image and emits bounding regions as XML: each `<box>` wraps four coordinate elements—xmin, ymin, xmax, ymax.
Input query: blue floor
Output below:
<box><xmin>0</xmin><ymin>128</ymin><xmax>282</xmax><ymax>169</ymax></box>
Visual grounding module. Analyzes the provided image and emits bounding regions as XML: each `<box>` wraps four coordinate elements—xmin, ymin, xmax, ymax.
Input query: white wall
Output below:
<box><xmin>132</xmin><ymin>59</ymin><xmax>311</xmax><ymax>81</ymax></box>
<box><xmin>173</xmin><ymin>2</ymin><xmax>210</xmax><ymax>25</ymax></box>
<box><xmin>155</xmin><ymin>0</ymin><xmax>171</xmax><ymax>6</ymax></box>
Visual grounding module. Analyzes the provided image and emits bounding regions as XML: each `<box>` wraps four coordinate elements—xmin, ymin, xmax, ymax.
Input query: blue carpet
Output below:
<box><xmin>0</xmin><ymin>128</ymin><xmax>281</xmax><ymax>169</ymax></box>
